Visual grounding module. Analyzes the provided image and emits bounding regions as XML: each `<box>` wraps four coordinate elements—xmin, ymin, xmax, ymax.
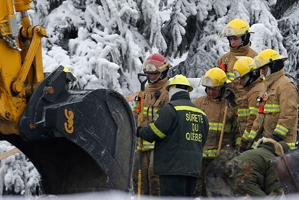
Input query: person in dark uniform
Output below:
<box><xmin>137</xmin><ymin>74</ymin><xmax>209</xmax><ymax>197</ymax></box>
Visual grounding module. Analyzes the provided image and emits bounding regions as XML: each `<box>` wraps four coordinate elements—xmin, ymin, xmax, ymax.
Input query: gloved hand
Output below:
<box><xmin>272</xmin><ymin>133</ymin><xmax>284</xmax><ymax>142</ymax></box>
<box><xmin>223</xmin><ymin>88</ymin><xmax>236</xmax><ymax>102</ymax></box>
<box><xmin>137</xmin><ymin>126</ymin><xmax>142</xmax><ymax>137</ymax></box>
<box><xmin>239</xmin><ymin>139</ymin><xmax>249</xmax><ymax>153</ymax></box>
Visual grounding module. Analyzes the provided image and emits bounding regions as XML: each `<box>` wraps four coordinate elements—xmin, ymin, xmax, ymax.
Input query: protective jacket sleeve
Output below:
<box><xmin>273</xmin><ymin>82</ymin><xmax>298</xmax><ymax>139</ymax></box>
<box><xmin>138</xmin><ymin>104</ymin><xmax>176</xmax><ymax>143</ymax></box>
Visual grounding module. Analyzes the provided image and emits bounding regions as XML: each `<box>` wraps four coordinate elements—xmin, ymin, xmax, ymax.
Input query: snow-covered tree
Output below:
<box><xmin>162</xmin><ymin>0</ymin><xmax>197</xmax><ymax>57</ymax></box>
<box><xmin>32</xmin><ymin>0</ymin><xmax>147</xmax><ymax>95</ymax></box>
<box><xmin>277</xmin><ymin>1</ymin><xmax>299</xmax><ymax>77</ymax></box>
<box><xmin>0</xmin><ymin>142</ymin><xmax>40</xmax><ymax>196</ymax></box>
<box><xmin>169</xmin><ymin>0</ymin><xmax>290</xmax><ymax>77</ymax></box>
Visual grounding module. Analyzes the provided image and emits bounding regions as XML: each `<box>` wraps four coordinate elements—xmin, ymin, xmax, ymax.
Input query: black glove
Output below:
<box><xmin>137</xmin><ymin>126</ymin><xmax>142</xmax><ymax>137</ymax></box>
<box><xmin>223</xmin><ymin>88</ymin><xmax>236</xmax><ymax>102</ymax></box>
<box><xmin>272</xmin><ymin>133</ymin><xmax>284</xmax><ymax>142</ymax></box>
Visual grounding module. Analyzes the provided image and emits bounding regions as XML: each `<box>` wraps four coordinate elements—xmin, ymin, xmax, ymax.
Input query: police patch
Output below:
<box><xmin>153</xmin><ymin>114</ymin><xmax>159</xmax><ymax>122</ymax></box>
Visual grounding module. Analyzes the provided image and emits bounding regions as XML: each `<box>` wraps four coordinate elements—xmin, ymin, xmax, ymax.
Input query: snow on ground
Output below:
<box><xmin>0</xmin><ymin>190</ymin><xmax>296</xmax><ymax>200</ymax></box>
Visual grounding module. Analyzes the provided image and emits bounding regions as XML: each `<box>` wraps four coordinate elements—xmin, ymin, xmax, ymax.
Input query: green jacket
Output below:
<box><xmin>139</xmin><ymin>91</ymin><xmax>209</xmax><ymax>178</ymax></box>
<box><xmin>232</xmin><ymin>138</ymin><xmax>284</xmax><ymax>196</ymax></box>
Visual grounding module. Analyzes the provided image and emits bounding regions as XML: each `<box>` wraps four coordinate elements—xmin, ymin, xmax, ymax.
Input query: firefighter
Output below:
<box><xmin>232</xmin><ymin>57</ymin><xmax>266</xmax><ymax>152</ymax></box>
<box><xmin>137</xmin><ymin>74</ymin><xmax>209</xmax><ymax>197</ymax></box>
<box><xmin>133</xmin><ymin>53</ymin><xmax>170</xmax><ymax>196</ymax></box>
<box><xmin>217</xmin><ymin>19</ymin><xmax>258</xmax><ymax>98</ymax></box>
<box><xmin>246</xmin><ymin>49</ymin><xmax>298</xmax><ymax>150</ymax></box>
<box><xmin>192</xmin><ymin>67</ymin><xmax>240</xmax><ymax>197</ymax></box>
<box><xmin>230</xmin><ymin>137</ymin><xmax>290</xmax><ymax>196</ymax></box>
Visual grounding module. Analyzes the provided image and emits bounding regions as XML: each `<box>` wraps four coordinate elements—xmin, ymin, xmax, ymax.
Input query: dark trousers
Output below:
<box><xmin>159</xmin><ymin>175</ymin><xmax>197</xmax><ymax>197</ymax></box>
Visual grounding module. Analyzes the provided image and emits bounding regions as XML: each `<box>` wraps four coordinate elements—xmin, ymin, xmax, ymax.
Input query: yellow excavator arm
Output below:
<box><xmin>0</xmin><ymin>0</ymin><xmax>45</xmax><ymax>134</ymax></box>
<box><xmin>0</xmin><ymin>0</ymin><xmax>135</xmax><ymax>194</ymax></box>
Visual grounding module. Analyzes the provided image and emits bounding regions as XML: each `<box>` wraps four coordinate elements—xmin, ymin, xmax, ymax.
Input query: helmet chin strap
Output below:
<box><xmin>244</xmin><ymin>74</ymin><xmax>250</xmax><ymax>86</ymax></box>
<box><xmin>236</xmin><ymin>37</ymin><xmax>243</xmax><ymax>50</ymax></box>
<box><xmin>265</xmin><ymin>66</ymin><xmax>271</xmax><ymax>77</ymax></box>
<box><xmin>148</xmin><ymin>72</ymin><xmax>162</xmax><ymax>84</ymax></box>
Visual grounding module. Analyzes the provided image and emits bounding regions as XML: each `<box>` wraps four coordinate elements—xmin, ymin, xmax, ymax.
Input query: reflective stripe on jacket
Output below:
<box><xmin>193</xmin><ymin>95</ymin><xmax>240</xmax><ymax>158</ymax></box>
<box><xmin>249</xmin><ymin>70</ymin><xmax>298</xmax><ymax>150</ymax></box>
<box><xmin>235</xmin><ymin>78</ymin><xmax>266</xmax><ymax>141</ymax></box>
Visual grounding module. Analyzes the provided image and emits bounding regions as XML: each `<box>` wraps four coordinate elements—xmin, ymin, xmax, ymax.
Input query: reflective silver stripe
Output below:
<box><xmin>235</xmin><ymin>137</ymin><xmax>241</xmax><ymax>145</ymax></box>
<box><xmin>203</xmin><ymin>149</ymin><xmax>218</xmax><ymax>158</ymax></box>
<box><xmin>249</xmin><ymin>107</ymin><xmax>258</xmax><ymax>115</ymax></box>
<box><xmin>274</xmin><ymin>124</ymin><xmax>288</xmax><ymax>136</ymax></box>
<box><xmin>264</xmin><ymin>104</ymin><xmax>280</xmax><ymax>112</ymax></box>
<box><xmin>227</xmin><ymin>72</ymin><xmax>234</xmax><ymax>80</ymax></box>
<box><xmin>238</xmin><ymin>108</ymin><xmax>249</xmax><ymax>117</ymax></box>
<box><xmin>287</xmin><ymin>143</ymin><xmax>296</xmax><ymax>150</ymax></box>
<box><xmin>209</xmin><ymin>123</ymin><xmax>232</xmax><ymax>132</ymax></box>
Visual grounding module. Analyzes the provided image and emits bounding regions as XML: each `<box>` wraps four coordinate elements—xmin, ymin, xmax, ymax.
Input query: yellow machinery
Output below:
<box><xmin>0</xmin><ymin>0</ymin><xmax>135</xmax><ymax>194</ymax></box>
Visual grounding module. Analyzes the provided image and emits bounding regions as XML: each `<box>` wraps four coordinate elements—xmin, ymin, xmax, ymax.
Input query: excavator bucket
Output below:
<box><xmin>0</xmin><ymin>66</ymin><xmax>136</xmax><ymax>194</ymax></box>
<box><xmin>271</xmin><ymin>149</ymin><xmax>299</xmax><ymax>194</ymax></box>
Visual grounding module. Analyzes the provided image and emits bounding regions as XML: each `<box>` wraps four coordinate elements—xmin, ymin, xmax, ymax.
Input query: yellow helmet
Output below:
<box><xmin>233</xmin><ymin>57</ymin><xmax>255</xmax><ymax>79</ymax></box>
<box><xmin>166</xmin><ymin>74</ymin><xmax>193</xmax><ymax>92</ymax></box>
<box><xmin>220</xmin><ymin>19</ymin><xmax>254</xmax><ymax>37</ymax></box>
<box><xmin>201</xmin><ymin>68</ymin><xmax>231</xmax><ymax>89</ymax></box>
<box><xmin>254</xmin><ymin>49</ymin><xmax>287</xmax><ymax>71</ymax></box>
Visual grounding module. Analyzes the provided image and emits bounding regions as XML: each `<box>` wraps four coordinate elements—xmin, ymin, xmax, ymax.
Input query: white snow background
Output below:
<box><xmin>1</xmin><ymin>0</ymin><xmax>299</xmax><ymax>199</ymax></box>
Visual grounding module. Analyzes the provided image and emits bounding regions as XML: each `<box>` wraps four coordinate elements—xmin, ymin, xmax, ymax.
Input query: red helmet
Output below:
<box><xmin>143</xmin><ymin>53</ymin><xmax>170</xmax><ymax>73</ymax></box>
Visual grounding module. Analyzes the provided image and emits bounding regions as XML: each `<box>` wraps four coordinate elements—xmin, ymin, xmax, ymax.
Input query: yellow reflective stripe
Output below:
<box><xmin>274</xmin><ymin>124</ymin><xmax>289</xmax><ymax>136</ymax></box>
<box><xmin>251</xmin><ymin>141</ymin><xmax>257</xmax><ymax>149</ymax></box>
<box><xmin>133</xmin><ymin>104</ymin><xmax>138</xmax><ymax>111</ymax></box>
<box><xmin>238</xmin><ymin>108</ymin><xmax>249</xmax><ymax>117</ymax></box>
<box><xmin>287</xmin><ymin>143</ymin><xmax>296</xmax><ymax>150</ymax></box>
<box><xmin>145</xmin><ymin>107</ymin><xmax>159</xmax><ymax>116</ymax></box>
<box><xmin>227</xmin><ymin>72</ymin><xmax>235</xmax><ymax>80</ymax></box>
<box><xmin>150</xmin><ymin>123</ymin><xmax>166</xmax><ymax>139</ymax></box>
<box><xmin>264</xmin><ymin>104</ymin><xmax>280</xmax><ymax>112</ymax></box>
<box><xmin>224</xmin><ymin>124</ymin><xmax>232</xmax><ymax>132</ymax></box>
<box><xmin>297</xmin><ymin>104</ymin><xmax>299</xmax><ymax>112</ymax></box>
<box><xmin>174</xmin><ymin>106</ymin><xmax>206</xmax><ymax>116</ymax></box>
<box><xmin>248</xmin><ymin>130</ymin><xmax>257</xmax><ymax>140</ymax></box>
<box><xmin>137</xmin><ymin>141</ymin><xmax>155</xmax><ymax>150</ymax></box>
<box><xmin>159</xmin><ymin>62</ymin><xmax>169</xmax><ymax>71</ymax></box>
<box><xmin>140</xmin><ymin>107</ymin><xmax>159</xmax><ymax>116</ymax></box>
<box><xmin>209</xmin><ymin>122</ymin><xmax>221</xmax><ymax>131</ymax></box>
<box><xmin>142</xmin><ymin>107</ymin><xmax>149</xmax><ymax>115</ymax></box>
<box><xmin>242</xmin><ymin>129</ymin><xmax>250</xmax><ymax>140</ymax></box>
<box><xmin>235</xmin><ymin>137</ymin><xmax>241</xmax><ymax>145</ymax></box>
<box><xmin>203</xmin><ymin>149</ymin><xmax>218</xmax><ymax>158</ymax></box>
<box><xmin>209</xmin><ymin>123</ymin><xmax>232</xmax><ymax>132</ymax></box>
<box><xmin>249</xmin><ymin>107</ymin><xmax>258</xmax><ymax>115</ymax></box>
